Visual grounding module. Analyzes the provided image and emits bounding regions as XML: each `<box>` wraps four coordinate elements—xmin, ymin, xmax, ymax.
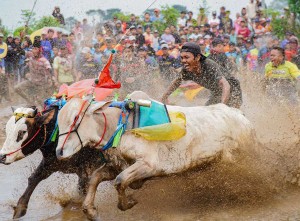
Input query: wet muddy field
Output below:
<box><xmin>1</xmin><ymin>74</ymin><xmax>300</xmax><ymax>221</ymax></box>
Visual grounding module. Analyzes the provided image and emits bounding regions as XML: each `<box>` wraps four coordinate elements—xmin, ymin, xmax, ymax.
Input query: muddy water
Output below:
<box><xmin>1</xmin><ymin>74</ymin><xmax>300</xmax><ymax>221</ymax></box>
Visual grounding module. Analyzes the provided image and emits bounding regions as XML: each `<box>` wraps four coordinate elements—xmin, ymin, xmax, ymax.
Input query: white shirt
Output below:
<box><xmin>177</xmin><ymin>17</ymin><xmax>187</xmax><ymax>28</ymax></box>
<box><xmin>246</xmin><ymin>2</ymin><xmax>256</xmax><ymax>19</ymax></box>
<box><xmin>209</xmin><ymin>18</ymin><xmax>220</xmax><ymax>27</ymax></box>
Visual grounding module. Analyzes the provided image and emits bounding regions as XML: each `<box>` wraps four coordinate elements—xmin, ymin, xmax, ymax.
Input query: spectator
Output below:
<box><xmin>209</xmin><ymin>11</ymin><xmax>220</xmax><ymax>27</ymax></box>
<box><xmin>151</xmin><ymin>8</ymin><xmax>164</xmax><ymax>22</ymax></box>
<box><xmin>72</xmin><ymin>21</ymin><xmax>82</xmax><ymax>37</ymax></box>
<box><xmin>53</xmin><ymin>46</ymin><xmax>75</xmax><ymax>87</ymax></box>
<box><xmin>170</xmin><ymin>25</ymin><xmax>181</xmax><ymax>44</ymax></box>
<box><xmin>47</xmin><ymin>29</ymin><xmax>55</xmax><ymax>48</ymax></box>
<box><xmin>152</xmin><ymin>30</ymin><xmax>160</xmax><ymax>51</ymax></box>
<box><xmin>14</xmin><ymin>40</ymin><xmax>53</xmax><ymax>105</ymax></box>
<box><xmin>143</xmin><ymin>12</ymin><xmax>152</xmax><ymax>29</ymax></box>
<box><xmin>76</xmin><ymin>47</ymin><xmax>101</xmax><ymax>80</ymax></box>
<box><xmin>209</xmin><ymin>38</ymin><xmax>237</xmax><ymax>76</ymax></box>
<box><xmin>53</xmin><ymin>31</ymin><xmax>66</xmax><ymax>49</ymax></box>
<box><xmin>41</xmin><ymin>31</ymin><xmax>52</xmax><ymax>61</ymax></box>
<box><xmin>143</xmin><ymin>26</ymin><xmax>154</xmax><ymax>45</ymax></box>
<box><xmin>218</xmin><ymin>6</ymin><xmax>226</xmax><ymax>28</ymax></box>
<box><xmin>246</xmin><ymin>0</ymin><xmax>257</xmax><ymax>20</ymax></box>
<box><xmin>186</xmin><ymin>11</ymin><xmax>194</xmax><ymax>27</ymax></box>
<box><xmin>177</xmin><ymin>11</ymin><xmax>187</xmax><ymax>29</ymax></box>
<box><xmin>197</xmin><ymin>8</ymin><xmax>208</xmax><ymax>26</ymax></box>
<box><xmin>281</xmin><ymin>31</ymin><xmax>294</xmax><ymax>49</ymax></box>
<box><xmin>0</xmin><ymin>33</ymin><xmax>7</xmax><ymax>72</ymax></box>
<box><xmin>285</xmin><ymin>37</ymin><xmax>298</xmax><ymax>61</ymax></box>
<box><xmin>136</xmin><ymin>25</ymin><xmax>145</xmax><ymax>48</ymax></box>
<box><xmin>127</xmin><ymin>14</ymin><xmax>138</xmax><ymax>27</ymax></box>
<box><xmin>161</xmin><ymin>27</ymin><xmax>175</xmax><ymax>44</ymax></box>
<box><xmin>52</xmin><ymin>6</ymin><xmax>65</xmax><ymax>25</ymax></box>
<box><xmin>237</xmin><ymin>18</ymin><xmax>251</xmax><ymax>40</ymax></box>
<box><xmin>253</xmin><ymin>18</ymin><xmax>265</xmax><ymax>36</ymax></box>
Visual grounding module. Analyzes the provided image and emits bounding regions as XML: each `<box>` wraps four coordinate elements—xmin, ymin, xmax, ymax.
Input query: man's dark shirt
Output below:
<box><xmin>208</xmin><ymin>51</ymin><xmax>237</xmax><ymax>78</ymax></box>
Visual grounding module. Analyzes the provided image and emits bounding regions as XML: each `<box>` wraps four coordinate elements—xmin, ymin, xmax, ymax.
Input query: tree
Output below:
<box><xmin>105</xmin><ymin>8</ymin><xmax>121</xmax><ymax>20</ymax></box>
<box><xmin>152</xmin><ymin>5</ymin><xmax>179</xmax><ymax>34</ymax></box>
<box><xmin>34</xmin><ymin>16</ymin><xmax>61</xmax><ymax>30</ymax></box>
<box><xmin>19</xmin><ymin>9</ymin><xmax>36</xmax><ymax>26</ymax></box>
<box><xmin>113</xmin><ymin>12</ymin><xmax>131</xmax><ymax>22</ymax></box>
<box><xmin>172</xmin><ymin>4</ymin><xmax>187</xmax><ymax>13</ymax></box>
<box><xmin>13</xmin><ymin>26</ymin><xmax>33</xmax><ymax>37</ymax></box>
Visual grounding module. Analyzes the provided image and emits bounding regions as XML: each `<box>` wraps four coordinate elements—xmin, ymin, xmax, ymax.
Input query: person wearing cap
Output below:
<box><xmin>53</xmin><ymin>46</ymin><xmax>75</xmax><ymax>87</ymax></box>
<box><xmin>151</xmin><ymin>8</ymin><xmax>164</xmax><ymax>22</ymax></box>
<box><xmin>14</xmin><ymin>40</ymin><xmax>53</xmax><ymax>106</ymax></box>
<box><xmin>264</xmin><ymin>46</ymin><xmax>300</xmax><ymax>104</ymax></box>
<box><xmin>209</xmin><ymin>11</ymin><xmax>220</xmax><ymax>27</ymax></box>
<box><xmin>177</xmin><ymin>11</ymin><xmax>187</xmax><ymax>29</ymax></box>
<box><xmin>157</xmin><ymin>44</ymin><xmax>180</xmax><ymax>82</ymax></box>
<box><xmin>161</xmin><ymin>42</ymin><xmax>242</xmax><ymax>108</ymax></box>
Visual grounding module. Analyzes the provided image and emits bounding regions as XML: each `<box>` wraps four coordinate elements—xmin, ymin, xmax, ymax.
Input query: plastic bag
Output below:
<box><xmin>130</xmin><ymin>111</ymin><xmax>186</xmax><ymax>141</ymax></box>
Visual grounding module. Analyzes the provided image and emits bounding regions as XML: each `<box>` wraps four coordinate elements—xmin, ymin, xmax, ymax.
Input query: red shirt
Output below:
<box><xmin>237</xmin><ymin>27</ymin><xmax>251</xmax><ymax>39</ymax></box>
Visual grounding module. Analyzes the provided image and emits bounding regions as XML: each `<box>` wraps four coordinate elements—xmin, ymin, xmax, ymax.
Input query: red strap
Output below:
<box><xmin>93</xmin><ymin>113</ymin><xmax>107</xmax><ymax>148</ymax></box>
<box><xmin>6</xmin><ymin>127</ymin><xmax>42</xmax><ymax>156</ymax></box>
<box><xmin>60</xmin><ymin>100</ymin><xmax>88</xmax><ymax>152</ymax></box>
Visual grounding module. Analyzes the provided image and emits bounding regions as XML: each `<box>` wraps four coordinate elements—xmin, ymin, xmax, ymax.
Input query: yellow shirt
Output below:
<box><xmin>265</xmin><ymin>61</ymin><xmax>300</xmax><ymax>81</ymax></box>
<box><xmin>0</xmin><ymin>42</ymin><xmax>7</xmax><ymax>59</ymax></box>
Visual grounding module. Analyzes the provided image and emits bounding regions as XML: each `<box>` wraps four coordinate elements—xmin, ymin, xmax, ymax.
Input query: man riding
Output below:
<box><xmin>161</xmin><ymin>42</ymin><xmax>242</xmax><ymax>108</ymax></box>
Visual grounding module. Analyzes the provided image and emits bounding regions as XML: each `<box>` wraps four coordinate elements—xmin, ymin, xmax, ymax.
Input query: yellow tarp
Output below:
<box><xmin>130</xmin><ymin>111</ymin><xmax>186</xmax><ymax>141</ymax></box>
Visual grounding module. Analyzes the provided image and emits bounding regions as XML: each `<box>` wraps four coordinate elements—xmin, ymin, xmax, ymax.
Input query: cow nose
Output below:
<box><xmin>0</xmin><ymin>154</ymin><xmax>6</xmax><ymax>164</ymax></box>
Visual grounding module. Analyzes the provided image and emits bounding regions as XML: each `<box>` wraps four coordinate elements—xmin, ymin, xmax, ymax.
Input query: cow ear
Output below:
<box><xmin>36</xmin><ymin>109</ymin><xmax>55</xmax><ymax>125</ymax></box>
<box><xmin>11</xmin><ymin>106</ymin><xmax>16</xmax><ymax>113</ymax></box>
<box><xmin>88</xmin><ymin>101</ymin><xmax>112</xmax><ymax>115</ymax></box>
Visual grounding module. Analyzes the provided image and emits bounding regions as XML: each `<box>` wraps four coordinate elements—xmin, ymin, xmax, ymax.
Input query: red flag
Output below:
<box><xmin>94</xmin><ymin>54</ymin><xmax>121</xmax><ymax>89</ymax></box>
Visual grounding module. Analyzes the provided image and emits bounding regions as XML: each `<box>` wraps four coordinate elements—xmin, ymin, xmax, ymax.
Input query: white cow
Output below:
<box><xmin>55</xmin><ymin>92</ymin><xmax>256</xmax><ymax>220</ymax></box>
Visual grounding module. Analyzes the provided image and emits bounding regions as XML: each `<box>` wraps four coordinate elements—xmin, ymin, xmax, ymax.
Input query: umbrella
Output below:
<box><xmin>30</xmin><ymin>27</ymin><xmax>70</xmax><ymax>42</ymax></box>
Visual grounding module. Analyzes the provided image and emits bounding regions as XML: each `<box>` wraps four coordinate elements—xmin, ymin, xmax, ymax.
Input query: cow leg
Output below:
<box><xmin>13</xmin><ymin>160</ymin><xmax>54</xmax><ymax>219</ymax></box>
<box><xmin>115</xmin><ymin>161</ymin><xmax>155</xmax><ymax>211</ymax></box>
<box><xmin>82</xmin><ymin>164</ymin><xmax>116</xmax><ymax>221</ymax></box>
<box><xmin>77</xmin><ymin>172</ymin><xmax>90</xmax><ymax>197</ymax></box>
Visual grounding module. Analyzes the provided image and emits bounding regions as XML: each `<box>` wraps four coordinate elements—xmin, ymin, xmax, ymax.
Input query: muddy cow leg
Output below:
<box><xmin>115</xmin><ymin>161</ymin><xmax>155</xmax><ymax>211</ymax></box>
<box><xmin>82</xmin><ymin>164</ymin><xmax>116</xmax><ymax>221</ymax></box>
<box><xmin>77</xmin><ymin>172</ymin><xmax>90</xmax><ymax>197</ymax></box>
<box><xmin>13</xmin><ymin>160</ymin><xmax>55</xmax><ymax>219</ymax></box>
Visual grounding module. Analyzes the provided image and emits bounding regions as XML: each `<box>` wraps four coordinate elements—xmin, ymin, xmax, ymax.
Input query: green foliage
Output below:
<box><xmin>113</xmin><ymin>12</ymin><xmax>131</xmax><ymax>22</ymax></box>
<box><xmin>105</xmin><ymin>8</ymin><xmax>121</xmax><ymax>20</ymax></box>
<box><xmin>13</xmin><ymin>26</ymin><xmax>33</xmax><ymax>37</ymax></box>
<box><xmin>0</xmin><ymin>19</ymin><xmax>9</xmax><ymax>37</ymax></box>
<box><xmin>198</xmin><ymin>0</ymin><xmax>210</xmax><ymax>16</ymax></box>
<box><xmin>34</xmin><ymin>16</ymin><xmax>61</xmax><ymax>30</ymax></box>
<box><xmin>19</xmin><ymin>9</ymin><xmax>36</xmax><ymax>26</ymax></box>
<box><xmin>152</xmin><ymin>5</ymin><xmax>179</xmax><ymax>34</ymax></box>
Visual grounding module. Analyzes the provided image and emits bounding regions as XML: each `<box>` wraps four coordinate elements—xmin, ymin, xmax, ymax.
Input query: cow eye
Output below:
<box><xmin>16</xmin><ymin>130</ymin><xmax>27</xmax><ymax>142</ymax></box>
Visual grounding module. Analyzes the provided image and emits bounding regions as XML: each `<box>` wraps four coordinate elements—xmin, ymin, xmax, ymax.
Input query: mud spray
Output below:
<box><xmin>1</xmin><ymin>70</ymin><xmax>300</xmax><ymax>221</ymax></box>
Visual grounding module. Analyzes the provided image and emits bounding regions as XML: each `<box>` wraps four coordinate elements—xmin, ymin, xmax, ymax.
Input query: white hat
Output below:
<box><xmin>81</xmin><ymin>47</ymin><xmax>91</xmax><ymax>54</ymax></box>
<box><xmin>161</xmin><ymin>44</ymin><xmax>169</xmax><ymax>49</ymax></box>
<box><xmin>129</xmin><ymin>35</ymin><xmax>136</xmax><ymax>41</ymax></box>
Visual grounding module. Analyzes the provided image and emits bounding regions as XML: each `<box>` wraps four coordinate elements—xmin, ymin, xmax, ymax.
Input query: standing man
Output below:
<box><xmin>53</xmin><ymin>46</ymin><xmax>76</xmax><ymax>88</ymax></box>
<box><xmin>0</xmin><ymin>33</ymin><xmax>7</xmax><ymax>73</ymax></box>
<box><xmin>52</xmin><ymin>6</ymin><xmax>65</xmax><ymax>25</ymax></box>
<box><xmin>161</xmin><ymin>42</ymin><xmax>242</xmax><ymax>108</ymax></box>
<box><xmin>14</xmin><ymin>41</ymin><xmax>53</xmax><ymax>105</ymax></box>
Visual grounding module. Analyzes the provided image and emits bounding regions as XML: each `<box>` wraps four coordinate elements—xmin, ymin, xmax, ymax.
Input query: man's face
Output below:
<box><xmin>270</xmin><ymin>49</ymin><xmax>283</xmax><ymax>66</ymax></box>
<box><xmin>131</xmin><ymin>29</ymin><xmax>137</xmax><ymax>35</ymax></box>
<box><xmin>194</xmin><ymin>28</ymin><xmax>200</xmax><ymax>34</ymax></box>
<box><xmin>60</xmin><ymin>48</ymin><xmax>68</xmax><ymax>57</ymax></box>
<box><xmin>32</xmin><ymin>47</ymin><xmax>40</xmax><ymax>57</ymax></box>
<box><xmin>0</xmin><ymin>37</ymin><xmax>3</xmax><ymax>43</ymax></box>
<box><xmin>48</xmin><ymin>31</ymin><xmax>54</xmax><ymax>38</ymax></box>
<box><xmin>240</xmin><ymin>21</ymin><xmax>245</xmax><ymax>27</ymax></box>
<box><xmin>181</xmin><ymin>13</ymin><xmax>186</xmax><ymax>18</ymax></box>
<box><xmin>14</xmin><ymin>38</ymin><xmax>20</xmax><ymax>45</ymax></box>
<box><xmin>165</xmin><ymin>28</ymin><xmax>171</xmax><ymax>34</ymax></box>
<box><xmin>154</xmin><ymin>11</ymin><xmax>159</xmax><ymax>16</ymax></box>
<box><xmin>162</xmin><ymin>48</ymin><xmax>169</xmax><ymax>56</ymax></box>
<box><xmin>188</xmin><ymin>12</ymin><xmax>193</xmax><ymax>18</ymax></box>
<box><xmin>131</xmin><ymin>15</ymin><xmax>135</xmax><ymax>21</ymax></box>
<box><xmin>137</xmin><ymin>28</ymin><xmax>143</xmax><ymax>34</ymax></box>
<box><xmin>145</xmin><ymin>13</ymin><xmax>150</xmax><ymax>20</ymax></box>
<box><xmin>214</xmin><ymin>43</ymin><xmax>224</xmax><ymax>53</ymax></box>
<box><xmin>138</xmin><ymin>50</ymin><xmax>147</xmax><ymax>58</ymax></box>
<box><xmin>180</xmin><ymin>51</ymin><xmax>199</xmax><ymax>72</ymax></box>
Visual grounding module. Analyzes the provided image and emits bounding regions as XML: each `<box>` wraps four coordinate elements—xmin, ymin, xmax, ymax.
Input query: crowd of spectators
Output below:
<box><xmin>0</xmin><ymin>1</ymin><xmax>299</xmax><ymax>103</ymax></box>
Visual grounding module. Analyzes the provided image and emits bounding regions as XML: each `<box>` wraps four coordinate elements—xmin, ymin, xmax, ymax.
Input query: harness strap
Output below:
<box><xmin>93</xmin><ymin>113</ymin><xmax>107</xmax><ymax>148</ymax></box>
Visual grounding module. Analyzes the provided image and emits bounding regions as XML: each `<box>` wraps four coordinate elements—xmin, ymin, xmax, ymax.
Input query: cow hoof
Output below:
<box><xmin>13</xmin><ymin>205</ymin><xmax>27</xmax><ymax>219</ymax></box>
<box><xmin>118</xmin><ymin>197</ymin><xmax>137</xmax><ymax>211</ymax></box>
<box><xmin>83</xmin><ymin>206</ymin><xmax>98</xmax><ymax>221</ymax></box>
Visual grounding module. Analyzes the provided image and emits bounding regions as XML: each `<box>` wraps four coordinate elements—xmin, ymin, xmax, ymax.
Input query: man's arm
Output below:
<box><xmin>161</xmin><ymin>76</ymin><xmax>182</xmax><ymax>103</ymax></box>
<box><xmin>218</xmin><ymin>77</ymin><xmax>231</xmax><ymax>104</ymax></box>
